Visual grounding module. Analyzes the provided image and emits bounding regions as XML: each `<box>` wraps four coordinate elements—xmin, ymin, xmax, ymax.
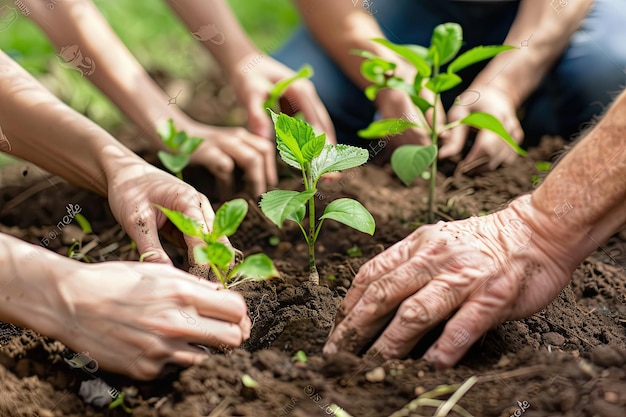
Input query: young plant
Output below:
<box><xmin>156</xmin><ymin>198</ymin><xmax>279</xmax><ymax>289</ymax></box>
<box><xmin>259</xmin><ymin>111</ymin><xmax>375</xmax><ymax>284</ymax></box>
<box><xmin>356</xmin><ymin>23</ymin><xmax>527</xmax><ymax>222</ymax></box>
<box><xmin>156</xmin><ymin>118</ymin><xmax>203</xmax><ymax>179</ymax></box>
<box><xmin>263</xmin><ymin>64</ymin><xmax>313</xmax><ymax>113</ymax></box>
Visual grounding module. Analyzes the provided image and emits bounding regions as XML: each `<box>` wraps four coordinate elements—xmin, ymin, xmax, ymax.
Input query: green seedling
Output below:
<box><xmin>264</xmin><ymin>64</ymin><xmax>314</xmax><ymax>113</ymax></box>
<box><xmin>346</xmin><ymin>244</ymin><xmax>363</xmax><ymax>258</ymax></box>
<box><xmin>74</xmin><ymin>213</ymin><xmax>92</xmax><ymax>234</ymax></box>
<box><xmin>260</xmin><ymin>111</ymin><xmax>375</xmax><ymax>284</ymax></box>
<box><xmin>156</xmin><ymin>118</ymin><xmax>203</xmax><ymax>179</ymax></box>
<box><xmin>531</xmin><ymin>160</ymin><xmax>552</xmax><ymax>186</ymax></box>
<box><xmin>268</xmin><ymin>235</ymin><xmax>281</xmax><ymax>246</ymax></box>
<box><xmin>108</xmin><ymin>391</ymin><xmax>132</xmax><ymax>414</ymax></box>
<box><xmin>355</xmin><ymin>23</ymin><xmax>526</xmax><ymax>222</ymax></box>
<box><xmin>292</xmin><ymin>350</ymin><xmax>308</xmax><ymax>364</ymax></box>
<box><xmin>156</xmin><ymin>199</ymin><xmax>279</xmax><ymax>289</ymax></box>
<box><xmin>241</xmin><ymin>374</ymin><xmax>259</xmax><ymax>388</ymax></box>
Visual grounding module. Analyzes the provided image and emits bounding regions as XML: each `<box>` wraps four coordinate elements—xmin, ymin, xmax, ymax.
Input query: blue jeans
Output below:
<box><xmin>275</xmin><ymin>0</ymin><xmax>626</xmax><ymax>147</ymax></box>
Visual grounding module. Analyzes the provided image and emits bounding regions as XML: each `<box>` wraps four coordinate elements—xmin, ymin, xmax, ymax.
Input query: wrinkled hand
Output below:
<box><xmin>105</xmin><ymin>152</ymin><xmax>218</xmax><ymax>263</ymax></box>
<box><xmin>440</xmin><ymin>85</ymin><xmax>523</xmax><ymax>171</ymax></box>
<box><xmin>178</xmin><ymin>119</ymin><xmax>277</xmax><ymax>197</ymax></box>
<box><xmin>229</xmin><ymin>54</ymin><xmax>336</xmax><ymax>143</ymax></box>
<box><xmin>324</xmin><ymin>196</ymin><xmax>576</xmax><ymax>369</ymax></box>
<box><xmin>56</xmin><ymin>261</ymin><xmax>250</xmax><ymax>380</ymax></box>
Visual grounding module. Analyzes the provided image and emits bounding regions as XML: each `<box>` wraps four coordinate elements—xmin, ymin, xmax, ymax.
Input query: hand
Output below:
<box><xmin>54</xmin><ymin>260</ymin><xmax>250</xmax><ymax>380</ymax></box>
<box><xmin>177</xmin><ymin>118</ymin><xmax>277</xmax><ymax>197</ymax></box>
<box><xmin>324</xmin><ymin>196</ymin><xmax>577</xmax><ymax>369</ymax></box>
<box><xmin>104</xmin><ymin>151</ymin><xmax>218</xmax><ymax>263</ymax></box>
<box><xmin>229</xmin><ymin>54</ymin><xmax>336</xmax><ymax>143</ymax></box>
<box><xmin>440</xmin><ymin>85</ymin><xmax>523</xmax><ymax>171</ymax></box>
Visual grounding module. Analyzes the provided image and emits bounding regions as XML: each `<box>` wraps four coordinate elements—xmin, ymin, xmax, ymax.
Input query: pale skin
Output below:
<box><xmin>0</xmin><ymin>50</ymin><xmax>250</xmax><ymax>380</ymax></box>
<box><xmin>295</xmin><ymin>0</ymin><xmax>593</xmax><ymax>170</ymax></box>
<box><xmin>22</xmin><ymin>0</ymin><xmax>335</xmax><ymax>197</ymax></box>
<box><xmin>324</xmin><ymin>87</ymin><xmax>626</xmax><ymax>368</ymax></box>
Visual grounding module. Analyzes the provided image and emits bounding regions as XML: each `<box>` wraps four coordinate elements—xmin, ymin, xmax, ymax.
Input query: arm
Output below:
<box><xmin>22</xmin><ymin>0</ymin><xmax>276</xmax><ymax>196</ymax></box>
<box><xmin>440</xmin><ymin>0</ymin><xmax>594</xmax><ymax>168</ymax></box>
<box><xmin>166</xmin><ymin>0</ymin><xmax>336</xmax><ymax>142</ymax></box>
<box><xmin>325</xmin><ymin>87</ymin><xmax>626</xmax><ymax>368</ymax></box>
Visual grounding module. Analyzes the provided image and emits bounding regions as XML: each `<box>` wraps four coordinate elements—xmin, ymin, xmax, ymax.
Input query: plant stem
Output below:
<box><xmin>307</xmin><ymin>193</ymin><xmax>319</xmax><ymax>285</ymax></box>
<box><xmin>428</xmin><ymin>93</ymin><xmax>440</xmax><ymax>224</ymax></box>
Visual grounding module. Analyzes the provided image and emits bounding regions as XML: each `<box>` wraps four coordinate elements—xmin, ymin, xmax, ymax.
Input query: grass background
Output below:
<box><xmin>0</xmin><ymin>0</ymin><xmax>299</xmax><ymax>166</ymax></box>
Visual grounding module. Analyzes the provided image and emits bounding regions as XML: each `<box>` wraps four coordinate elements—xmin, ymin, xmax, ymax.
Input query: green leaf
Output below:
<box><xmin>357</xmin><ymin>119</ymin><xmax>418</xmax><ymax>139</ymax></box>
<box><xmin>425</xmin><ymin>73</ymin><xmax>462</xmax><ymax>94</ymax></box>
<box><xmin>372</xmin><ymin>38</ymin><xmax>431</xmax><ymax>77</ymax></box>
<box><xmin>310</xmin><ymin>144</ymin><xmax>369</xmax><ymax>181</ymax></box>
<box><xmin>194</xmin><ymin>242</ymin><xmax>234</xmax><ymax>270</ymax></box>
<box><xmin>302</xmin><ymin>133</ymin><xmax>326</xmax><ymax>162</ymax></box>
<box><xmin>155</xmin><ymin>205</ymin><xmax>205</xmax><ymax>239</ymax></box>
<box><xmin>269</xmin><ymin>110</ymin><xmax>305</xmax><ymax>168</ymax></box>
<box><xmin>74</xmin><ymin>213</ymin><xmax>92</xmax><ymax>234</ymax></box>
<box><xmin>411</xmin><ymin>96</ymin><xmax>433</xmax><ymax>114</ymax></box>
<box><xmin>157</xmin><ymin>118</ymin><xmax>175</xmax><ymax>146</ymax></box>
<box><xmin>364</xmin><ymin>84</ymin><xmax>382</xmax><ymax>101</ymax></box>
<box><xmin>179</xmin><ymin>136</ymin><xmax>203</xmax><ymax>155</ymax></box>
<box><xmin>172</xmin><ymin>131</ymin><xmax>187</xmax><ymax>150</ymax></box>
<box><xmin>535</xmin><ymin>161</ymin><xmax>552</xmax><ymax>172</ymax></box>
<box><xmin>360</xmin><ymin>58</ymin><xmax>396</xmax><ymax>85</ymax></box>
<box><xmin>259</xmin><ymin>189</ymin><xmax>317</xmax><ymax>228</ymax></box>
<box><xmin>212</xmin><ymin>198</ymin><xmax>248</xmax><ymax>239</ymax></box>
<box><xmin>264</xmin><ymin>64</ymin><xmax>314</xmax><ymax>110</ymax></box>
<box><xmin>241</xmin><ymin>374</ymin><xmax>259</xmax><ymax>388</ymax></box>
<box><xmin>447</xmin><ymin>45</ymin><xmax>515</xmax><ymax>74</ymax></box>
<box><xmin>287</xmin><ymin>205</ymin><xmax>306</xmax><ymax>224</ymax></box>
<box><xmin>351</xmin><ymin>49</ymin><xmax>378</xmax><ymax>59</ymax></box>
<box><xmin>386</xmin><ymin>77</ymin><xmax>415</xmax><ymax>96</ymax></box>
<box><xmin>458</xmin><ymin>112</ymin><xmax>527</xmax><ymax>156</ymax></box>
<box><xmin>319</xmin><ymin>198</ymin><xmax>375</xmax><ymax>235</ymax></box>
<box><xmin>158</xmin><ymin>151</ymin><xmax>189</xmax><ymax>174</ymax></box>
<box><xmin>230</xmin><ymin>253</ymin><xmax>280</xmax><ymax>281</ymax></box>
<box><xmin>273</xmin><ymin>111</ymin><xmax>321</xmax><ymax>165</ymax></box>
<box><xmin>390</xmin><ymin>144</ymin><xmax>437</xmax><ymax>186</ymax></box>
<box><xmin>430</xmin><ymin>23</ymin><xmax>463</xmax><ymax>66</ymax></box>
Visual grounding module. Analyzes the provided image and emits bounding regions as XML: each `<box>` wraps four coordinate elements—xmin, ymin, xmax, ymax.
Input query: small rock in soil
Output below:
<box><xmin>603</xmin><ymin>391</ymin><xmax>619</xmax><ymax>404</ymax></box>
<box><xmin>365</xmin><ymin>367</ymin><xmax>386</xmax><ymax>383</ymax></box>
<box><xmin>590</xmin><ymin>345</ymin><xmax>625</xmax><ymax>367</ymax></box>
<box><xmin>543</xmin><ymin>332</ymin><xmax>566</xmax><ymax>346</ymax></box>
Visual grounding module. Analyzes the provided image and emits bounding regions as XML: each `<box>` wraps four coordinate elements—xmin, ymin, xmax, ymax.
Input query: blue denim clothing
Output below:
<box><xmin>275</xmin><ymin>0</ymin><xmax>626</xmax><ymax>147</ymax></box>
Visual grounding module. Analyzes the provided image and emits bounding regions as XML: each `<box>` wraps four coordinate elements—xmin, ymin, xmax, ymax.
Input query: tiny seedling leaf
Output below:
<box><xmin>372</xmin><ymin>38</ymin><xmax>431</xmax><ymax>77</ymax></box>
<box><xmin>213</xmin><ymin>198</ymin><xmax>248</xmax><ymax>239</ymax></box>
<box><xmin>158</xmin><ymin>151</ymin><xmax>190</xmax><ymax>175</ymax></box>
<box><xmin>319</xmin><ymin>198</ymin><xmax>375</xmax><ymax>235</ymax></box>
<box><xmin>351</xmin><ymin>49</ymin><xmax>378</xmax><ymax>59</ymax></box>
<box><xmin>361</xmin><ymin>58</ymin><xmax>395</xmax><ymax>85</ymax></box>
<box><xmin>430</xmin><ymin>23</ymin><xmax>463</xmax><ymax>66</ymax></box>
<box><xmin>425</xmin><ymin>73</ymin><xmax>462</xmax><ymax>94</ymax></box>
<box><xmin>260</xmin><ymin>189</ymin><xmax>317</xmax><ymax>228</ymax></box>
<box><xmin>157</xmin><ymin>119</ymin><xmax>175</xmax><ymax>147</ymax></box>
<box><xmin>241</xmin><ymin>374</ymin><xmax>259</xmax><ymax>388</ymax></box>
<box><xmin>230</xmin><ymin>253</ymin><xmax>280</xmax><ymax>281</ymax></box>
<box><xmin>459</xmin><ymin>112</ymin><xmax>527</xmax><ymax>156</ymax></box>
<box><xmin>411</xmin><ymin>95</ymin><xmax>433</xmax><ymax>114</ymax></box>
<box><xmin>358</xmin><ymin>119</ymin><xmax>418</xmax><ymax>139</ymax></box>
<box><xmin>364</xmin><ymin>84</ymin><xmax>382</xmax><ymax>101</ymax></box>
<box><xmin>447</xmin><ymin>45</ymin><xmax>515</xmax><ymax>74</ymax></box>
<box><xmin>264</xmin><ymin>64</ymin><xmax>313</xmax><ymax>110</ymax></box>
<box><xmin>179</xmin><ymin>136</ymin><xmax>204</xmax><ymax>155</ymax></box>
<box><xmin>74</xmin><ymin>213</ymin><xmax>92</xmax><ymax>234</ymax></box>
<box><xmin>292</xmin><ymin>350</ymin><xmax>308</xmax><ymax>363</ymax></box>
<box><xmin>390</xmin><ymin>144</ymin><xmax>438</xmax><ymax>186</ymax></box>
<box><xmin>310</xmin><ymin>144</ymin><xmax>369</xmax><ymax>181</ymax></box>
<box><xmin>535</xmin><ymin>161</ymin><xmax>552</xmax><ymax>172</ymax></box>
<box><xmin>194</xmin><ymin>242</ymin><xmax>234</xmax><ymax>270</ymax></box>
<box><xmin>156</xmin><ymin>205</ymin><xmax>205</xmax><ymax>239</ymax></box>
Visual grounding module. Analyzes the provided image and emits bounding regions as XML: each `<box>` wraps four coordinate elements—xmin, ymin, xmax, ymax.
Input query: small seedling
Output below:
<box><xmin>531</xmin><ymin>160</ymin><xmax>552</xmax><ymax>186</ymax></box>
<box><xmin>355</xmin><ymin>23</ymin><xmax>526</xmax><ymax>222</ymax></box>
<box><xmin>156</xmin><ymin>118</ymin><xmax>203</xmax><ymax>179</ymax></box>
<box><xmin>260</xmin><ymin>111</ymin><xmax>375</xmax><ymax>284</ymax></box>
<box><xmin>268</xmin><ymin>235</ymin><xmax>281</xmax><ymax>246</ymax></box>
<box><xmin>346</xmin><ymin>244</ymin><xmax>363</xmax><ymax>258</ymax></box>
<box><xmin>109</xmin><ymin>391</ymin><xmax>132</xmax><ymax>414</ymax></box>
<box><xmin>74</xmin><ymin>213</ymin><xmax>92</xmax><ymax>234</ymax></box>
<box><xmin>241</xmin><ymin>374</ymin><xmax>259</xmax><ymax>388</ymax></box>
<box><xmin>264</xmin><ymin>64</ymin><xmax>313</xmax><ymax>113</ymax></box>
<box><xmin>156</xmin><ymin>198</ymin><xmax>279</xmax><ymax>288</ymax></box>
<box><xmin>292</xmin><ymin>350</ymin><xmax>308</xmax><ymax>364</ymax></box>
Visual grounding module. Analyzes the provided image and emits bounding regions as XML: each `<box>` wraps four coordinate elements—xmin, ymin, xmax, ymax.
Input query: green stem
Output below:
<box><xmin>307</xmin><ymin>193</ymin><xmax>319</xmax><ymax>284</ymax></box>
<box><xmin>209</xmin><ymin>263</ymin><xmax>227</xmax><ymax>288</ymax></box>
<box><xmin>428</xmin><ymin>92</ymin><xmax>440</xmax><ymax>224</ymax></box>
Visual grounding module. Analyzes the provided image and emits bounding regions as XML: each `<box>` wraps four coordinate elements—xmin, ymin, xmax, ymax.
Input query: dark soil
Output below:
<box><xmin>2</xmin><ymin>88</ymin><xmax>626</xmax><ymax>415</ymax></box>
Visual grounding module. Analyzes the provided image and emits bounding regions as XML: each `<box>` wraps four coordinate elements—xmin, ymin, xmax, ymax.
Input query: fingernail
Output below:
<box><xmin>323</xmin><ymin>342</ymin><xmax>337</xmax><ymax>355</ymax></box>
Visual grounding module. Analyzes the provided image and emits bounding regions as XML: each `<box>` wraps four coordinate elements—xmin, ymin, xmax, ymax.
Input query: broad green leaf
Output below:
<box><xmin>230</xmin><ymin>253</ymin><xmax>280</xmax><ymax>281</ymax></box>
<box><xmin>310</xmin><ymin>144</ymin><xmax>369</xmax><ymax>181</ymax></box>
<box><xmin>447</xmin><ymin>45</ymin><xmax>515</xmax><ymax>74</ymax></box>
<box><xmin>155</xmin><ymin>205</ymin><xmax>204</xmax><ymax>239</ymax></box>
<box><xmin>430</xmin><ymin>23</ymin><xmax>463</xmax><ymax>66</ymax></box>
<box><xmin>358</xmin><ymin>119</ymin><xmax>418</xmax><ymax>139</ymax></box>
<box><xmin>390</xmin><ymin>144</ymin><xmax>437</xmax><ymax>186</ymax></box>
<box><xmin>387</xmin><ymin>77</ymin><xmax>415</xmax><ymax>96</ymax></box>
<box><xmin>411</xmin><ymin>96</ymin><xmax>433</xmax><ymax>114</ymax></box>
<box><xmin>259</xmin><ymin>189</ymin><xmax>317</xmax><ymax>228</ymax></box>
<box><xmin>319</xmin><ymin>198</ymin><xmax>375</xmax><ymax>235</ymax></box>
<box><xmin>179</xmin><ymin>136</ymin><xmax>203</xmax><ymax>155</ymax></box>
<box><xmin>158</xmin><ymin>151</ymin><xmax>189</xmax><ymax>174</ymax></box>
<box><xmin>172</xmin><ymin>131</ymin><xmax>187</xmax><ymax>150</ymax></box>
<box><xmin>269</xmin><ymin>110</ymin><xmax>305</xmax><ymax>168</ymax></box>
<box><xmin>364</xmin><ymin>84</ymin><xmax>382</xmax><ymax>101</ymax></box>
<box><xmin>263</xmin><ymin>64</ymin><xmax>313</xmax><ymax>110</ymax></box>
<box><xmin>157</xmin><ymin>118</ymin><xmax>175</xmax><ymax>146</ymax></box>
<box><xmin>213</xmin><ymin>198</ymin><xmax>248</xmax><ymax>239</ymax></box>
<box><xmin>275</xmin><ymin>111</ymin><xmax>319</xmax><ymax>162</ymax></box>
<box><xmin>425</xmin><ymin>73</ymin><xmax>462</xmax><ymax>94</ymax></box>
<box><xmin>459</xmin><ymin>112</ymin><xmax>527</xmax><ymax>156</ymax></box>
<box><xmin>360</xmin><ymin>58</ymin><xmax>396</xmax><ymax>85</ymax></box>
<box><xmin>302</xmin><ymin>133</ymin><xmax>326</xmax><ymax>162</ymax></box>
<box><xmin>194</xmin><ymin>242</ymin><xmax>234</xmax><ymax>270</ymax></box>
<box><xmin>372</xmin><ymin>38</ymin><xmax>431</xmax><ymax>77</ymax></box>
<box><xmin>287</xmin><ymin>205</ymin><xmax>306</xmax><ymax>224</ymax></box>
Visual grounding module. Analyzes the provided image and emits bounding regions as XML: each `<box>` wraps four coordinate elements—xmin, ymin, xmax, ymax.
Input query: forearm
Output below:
<box><xmin>472</xmin><ymin>0</ymin><xmax>593</xmax><ymax>107</ymax></box>
<box><xmin>0</xmin><ymin>50</ymin><xmax>142</xmax><ymax>196</ymax></box>
<box><xmin>165</xmin><ymin>0</ymin><xmax>258</xmax><ymax>76</ymax></box>
<box><xmin>23</xmin><ymin>0</ymin><xmax>188</xmax><ymax>141</ymax></box>
<box><xmin>523</xmin><ymin>90</ymin><xmax>626</xmax><ymax>266</ymax></box>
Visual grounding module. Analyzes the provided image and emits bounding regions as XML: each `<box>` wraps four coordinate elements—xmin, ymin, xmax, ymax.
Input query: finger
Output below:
<box><xmin>246</xmin><ymin>91</ymin><xmax>273</xmax><ymax>139</ymax></box>
<box><xmin>369</xmin><ymin>279</ymin><xmax>457</xmax><ymax>359</ymax></box>
<box><xmin>191</xmin><ymin>144</ymin><xmax>236</xmax><ymax>198</ymax></box>
<box><xmin>131</xmin><ymin>204</ymin><xmax>172</xmax><ymax>265</ymax></box>
<box><xmin>171</xmin><ymin>314</ymin><xmax>249</xmax><ymax>347</ymax></box>
<box><xmin>184</xmin><ymin>283</ymin><xmax>249</xmax><ymax>324</ymax></box>
<box><xmin>423</xmin><ymin>299</ymin><xmax>503</xmax><ymax>369</ymax></box>
<box><xmin>218</xmin><ymin>131</ymin><xmax>269</xmax><ymax>196</ymax></box>
<box><xmin>241</xmin><ymin>134</ymin><xmax>277</xmax><ymax>187</ymax></box>
<box><xmin>439</xmin><ymin>122</ymin><xmax>469</xmax><ymax>160</ymax></box>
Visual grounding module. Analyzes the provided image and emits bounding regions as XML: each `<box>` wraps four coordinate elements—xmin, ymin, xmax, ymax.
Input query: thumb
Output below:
<box><xmin>246</xmin><ymin>92</ymin><xmax>272</xmax><ymax>139</ymax></box>
<box><xmin>439</xmin><ymin>124</ymin><xmax>468</xmax><ymax>159</ymax></box>
<box><xmin>133</xmin><ymin>214</ymin><xmax>172</xmax><ymax>265</ymax></box>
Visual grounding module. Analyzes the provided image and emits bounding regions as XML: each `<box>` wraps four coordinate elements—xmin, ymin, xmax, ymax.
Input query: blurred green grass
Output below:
<box><xmin>0</xmin><ymin>0</ymin><xmax>298</xmax><ymax>139</ymax></box>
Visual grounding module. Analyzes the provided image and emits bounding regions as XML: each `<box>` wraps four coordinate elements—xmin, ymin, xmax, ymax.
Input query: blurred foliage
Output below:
<box><xmin>0</xmin><ymin>0</ymin><xmax>298</xmax><ymax>133</ymax></box>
